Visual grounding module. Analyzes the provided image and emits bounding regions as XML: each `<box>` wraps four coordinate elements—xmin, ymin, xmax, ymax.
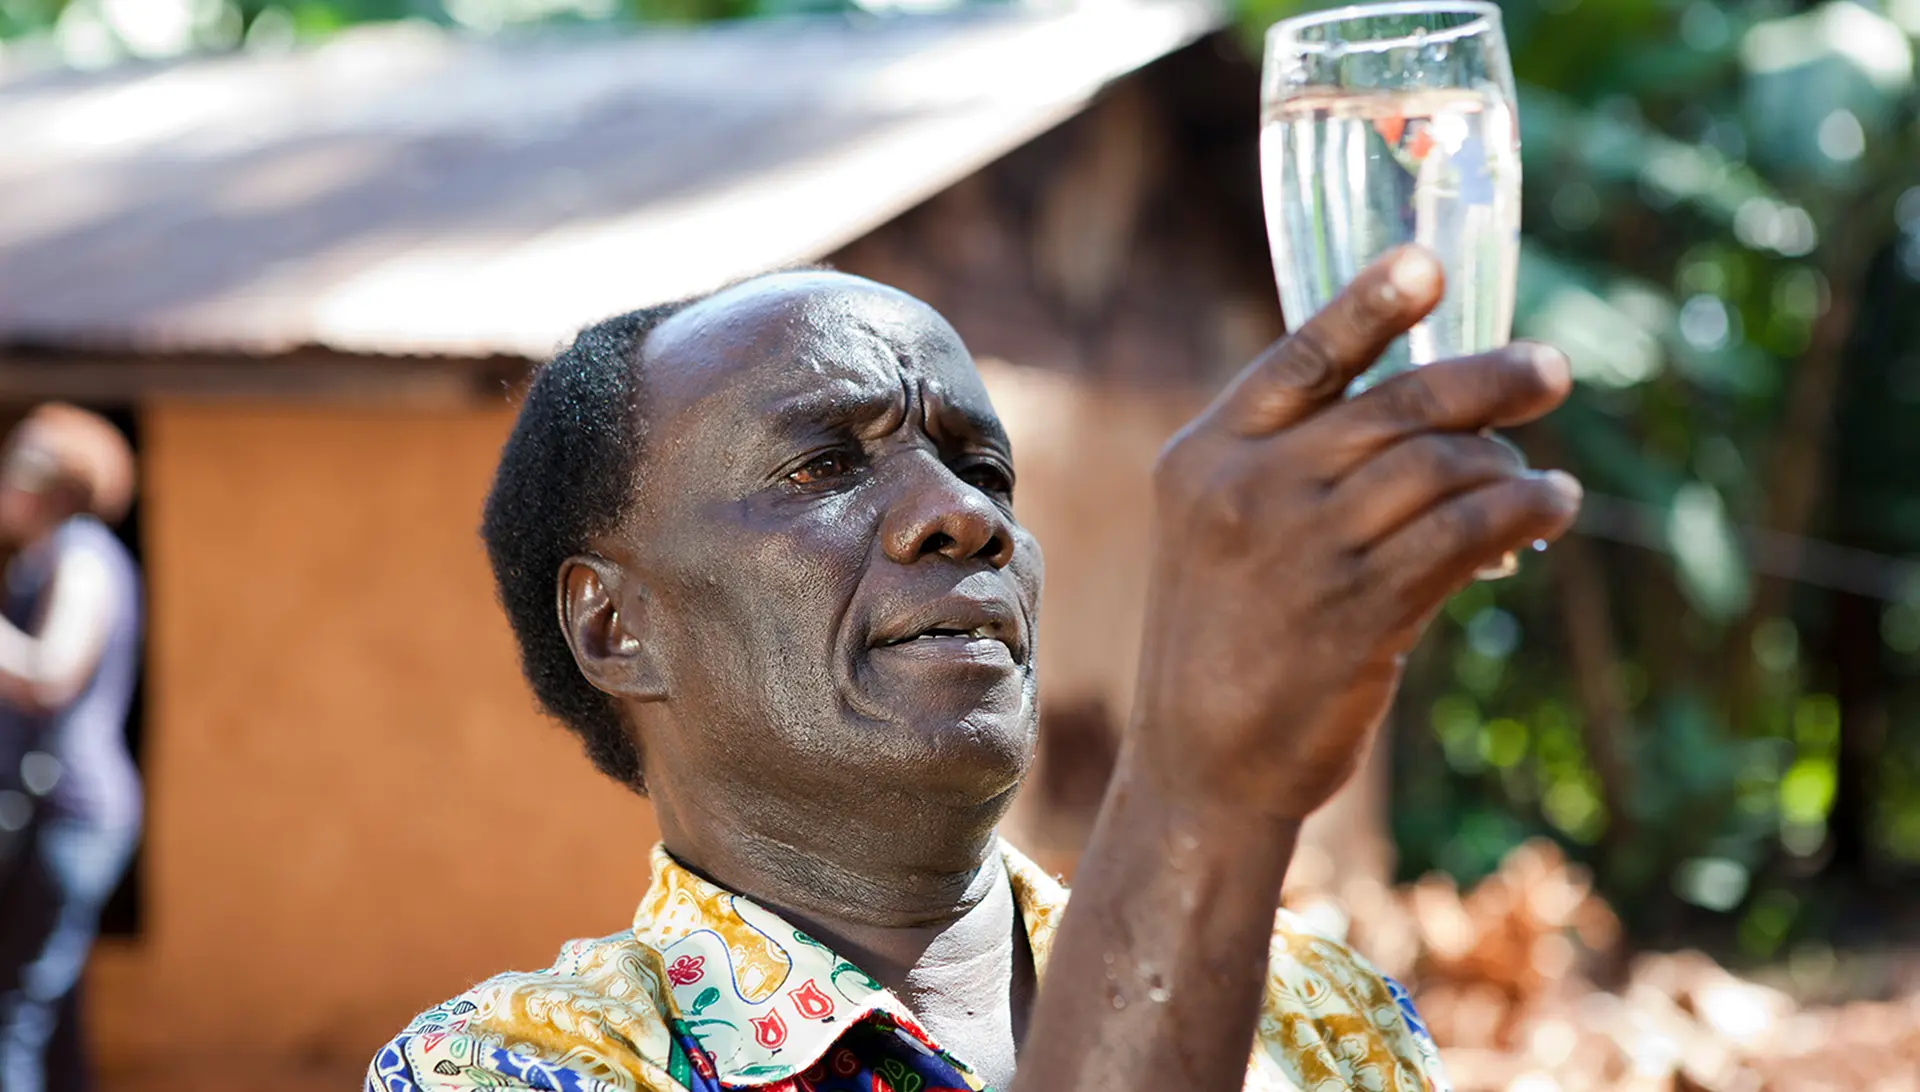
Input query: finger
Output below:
<box><xmin>1366</xmin><ymin>470</ymin><xmax>1584</xmax><ymax>622</ymax></box>
<box><xmin>1212</xmin><ymin>247</ymin><xmax>1443</xmax><ymax>438</ymax></box>
<box><xmin>1296</xmin><ymin>341</ymin><xmax>1571</xmax><ymax>474</ymax></box>
<box><xmin>1324</xmin><ymin>433</ymin><xmax>1526</xmax><ymax>548</ymax></box>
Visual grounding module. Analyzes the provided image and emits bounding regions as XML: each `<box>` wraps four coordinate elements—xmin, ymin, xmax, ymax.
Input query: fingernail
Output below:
<box><xmin>1388</xmin><ymin>249</ymin><xmax>1441</xmax><ymax>301</ymax></box>
<box><xmin>1527</xmin><ymin>342</ymin><xmax>1572</xmax><ymax>387</ymax></box>
<box><xmin>1543</xmin><ymin>469</ymin><xmax>1583</xmax><ymax>503</ymax></box>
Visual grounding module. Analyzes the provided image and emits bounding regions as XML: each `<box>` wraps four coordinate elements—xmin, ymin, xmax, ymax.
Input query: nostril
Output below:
<box><xmin>920</xmin><ymin>532</ymin><xmax>956</xmax><ymax>557</ymax></box>
<box><xmin>979</xmin><ymin>533</ymin><xmax>1008</xmax><ymax>563</ymax></box>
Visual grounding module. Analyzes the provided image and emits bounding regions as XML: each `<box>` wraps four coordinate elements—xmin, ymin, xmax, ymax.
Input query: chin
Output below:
<box><xmin>898</xmin><ymin>687</ymin><xmax>1038</xmax><ymax>807</ymax></box>
<box><xmin>837</xmin><ymin>650</ymin><xmax>1040</xmax><ymax>805</ymax></box>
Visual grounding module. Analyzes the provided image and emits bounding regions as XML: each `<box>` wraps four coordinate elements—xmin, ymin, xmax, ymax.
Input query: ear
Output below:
<box><xmin>557</xmin><ymin>554</ymin><xmax>667</xmax><ymax>704</ymax></box>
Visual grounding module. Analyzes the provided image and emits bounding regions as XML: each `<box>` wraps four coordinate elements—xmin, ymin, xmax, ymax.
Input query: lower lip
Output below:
<box><xmin>873</xmin><ymin>636</ymin><xmax>1019</xmax><ymax>670</ymax></box>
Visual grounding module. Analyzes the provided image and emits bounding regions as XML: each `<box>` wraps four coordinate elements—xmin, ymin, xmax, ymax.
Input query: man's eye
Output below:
<box><xmin>789</xmin><ymin>451</ymin><xmax>855</xmax><ymax>486</ymax></box>
<box><xmin>959</xmin><ymin>461</ymin><xmax>1014</xmax><ymax>496</ymax></box>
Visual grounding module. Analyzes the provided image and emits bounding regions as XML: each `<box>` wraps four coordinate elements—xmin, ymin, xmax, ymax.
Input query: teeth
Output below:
<box><xmin>887</xmin><ymin>626</ymin><xmax>1004</xmax><ymax>644</ymax></box>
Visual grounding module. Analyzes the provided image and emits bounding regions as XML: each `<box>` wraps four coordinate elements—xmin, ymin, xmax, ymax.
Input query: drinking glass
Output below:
<box><xmin>1261</xmin><ymin>0</ymin><xmax>1523</xmax><ymax>578</ymax></box>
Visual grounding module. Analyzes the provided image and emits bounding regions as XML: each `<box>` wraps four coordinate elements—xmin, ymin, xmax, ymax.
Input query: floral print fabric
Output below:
<box><xmin>367</xmin><ymin>842</ymin><xmax>1448</xmax><ymax>1092</ymax></box>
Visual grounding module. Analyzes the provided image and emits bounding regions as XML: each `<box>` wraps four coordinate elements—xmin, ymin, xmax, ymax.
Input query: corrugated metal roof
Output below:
<box><xmin>0</xmin><ymin>1</ymin><xmax>1221</xmax><ymax>361</ymax></box>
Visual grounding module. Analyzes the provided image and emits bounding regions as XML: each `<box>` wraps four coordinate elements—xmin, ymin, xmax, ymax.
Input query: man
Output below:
<box><xmin>370</xmin><ymin>247</ymin><xmax>1581</xmax><ymax>1092</ymax></box>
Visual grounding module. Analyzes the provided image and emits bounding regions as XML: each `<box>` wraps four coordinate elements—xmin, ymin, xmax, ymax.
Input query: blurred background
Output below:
<box><xmin>0</xmin><ymin>0</ymin><xmax>1916</xmax><ymax>1089</ymax></box>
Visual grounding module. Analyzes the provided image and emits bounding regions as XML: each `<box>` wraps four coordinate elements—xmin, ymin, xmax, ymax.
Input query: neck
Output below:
<box><xmin>774</xmin><ymin>849</ymin><xmax>1017</xmax><ymax>997</ymax></box>
<box><xmin>652</xmin><ymin>780</ymin><xmax>1036</xmax><ymax>1085</ymax></box>
<box><xmin>659</xmin><ymin>782</ymin><xmax>1011</xmax><ymax>911</ymax></box>
<box><xmin>652</xmin><ymin>775</ymin><xmax>1023</xmax><ymax>967</ymax></box>
<box><xmin>761</xmin><ymin>844</ymin><xmax>1033</xmax><ymax>1089</ymax></box>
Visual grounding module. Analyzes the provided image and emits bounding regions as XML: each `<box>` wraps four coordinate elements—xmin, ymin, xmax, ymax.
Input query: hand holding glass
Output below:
<box><xmin>1261</xmin><ymin>1</ymin><xmax>1524</xmax><ymax>578</ymax></box>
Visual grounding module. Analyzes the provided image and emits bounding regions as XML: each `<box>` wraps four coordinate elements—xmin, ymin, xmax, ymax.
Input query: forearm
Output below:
<box><xmin>1011</xmin><ymin>747</ymin><xmax>1300</xmax><ymax>1092</ymax></box>
<box><xmin>0</xmin><ymin>549</ymin><xmax>115</xmax><ymax>712</ymax></box>
<box><xmin>0</xmin><ymin>615</ymin><xmax>43</xmax><ymax>701</ymax></box>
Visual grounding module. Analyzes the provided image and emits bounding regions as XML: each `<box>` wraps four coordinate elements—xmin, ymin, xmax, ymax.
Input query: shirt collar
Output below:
<box><xmin>633</xmin><ymin>841</ymin><xmax>1068</xmax><ymax>1088</ymax></box>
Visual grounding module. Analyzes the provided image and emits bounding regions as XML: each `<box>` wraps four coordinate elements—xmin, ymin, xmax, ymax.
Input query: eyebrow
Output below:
<box><xmin>761</xmin><ymin>380</ymin><xmax>903</xmax><ymax>440</ymax></box>
<box><xmin>920</xmin><ymin>377</ymin><xmax>1010</xmax><ymax>453</ymax></box>
<box><xmin>948</xmin><ymin>404</ymin><xmax>1012</xmax><ymax>453</ymax></box>
<box><xmin>760</xmin><ymin>379</ymin><xmax>1011</xmax><ymax>456</ymax></box>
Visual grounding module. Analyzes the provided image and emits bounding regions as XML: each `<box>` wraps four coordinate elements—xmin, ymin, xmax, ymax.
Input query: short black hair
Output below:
<box><xmin>481</xmin><ymin>301</ymin><xmax>694</xmax><ymax>791</ymax></box>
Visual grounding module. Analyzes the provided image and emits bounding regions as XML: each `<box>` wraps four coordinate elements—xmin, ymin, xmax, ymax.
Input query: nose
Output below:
<box><xmin>878</xmin><ymin>457</ymin><xmax>1016</xmax><ymax>569</ymax></box>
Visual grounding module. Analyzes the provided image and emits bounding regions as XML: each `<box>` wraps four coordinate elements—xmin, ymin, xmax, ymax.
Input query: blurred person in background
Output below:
<box><xmin>0</xmin><ymin>404</ymin><xmax>141</xmax><ymax>1092</ymax></box>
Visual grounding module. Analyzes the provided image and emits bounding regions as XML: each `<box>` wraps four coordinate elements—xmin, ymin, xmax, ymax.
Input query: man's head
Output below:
<box><xmin>484</xmin><ymin>271</ymin><xmax>1043</xmax><ymax>849</ymax></box>
<box><xmin>0</xmin><ymin>403</ymin><xmax>135</xmax><ymax>547</ymax></box>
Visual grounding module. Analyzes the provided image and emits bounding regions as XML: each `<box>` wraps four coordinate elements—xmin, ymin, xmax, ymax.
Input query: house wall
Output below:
<box><xmin>91</xmin><ymin>402</ymin><xmax>659</xmax><ymax>1089</ymax></box>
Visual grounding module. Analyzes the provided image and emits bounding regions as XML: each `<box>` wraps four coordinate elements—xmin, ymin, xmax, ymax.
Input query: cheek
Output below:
<box><xmin>652</xmin><ymin>498</ymin><xmax>874</xmax><ymax>683</ymax></box>
<box><xmin>646</xmin><ymin>501</ymin><xmax>881</xmax><ymax>782</ymax></box>
<box><xmin>1012</xmin><ymin>528</ymin><xmax>1045</xmax><ymax>613</ymax></box>
<box><xmin>745</xmin><ymin>508</ymin><xmax>869</xmax><ymax>601</ymax></box>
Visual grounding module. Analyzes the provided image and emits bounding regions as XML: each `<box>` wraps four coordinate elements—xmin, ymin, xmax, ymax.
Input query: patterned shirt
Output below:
<box><xmin>369</xmin><ymin>843</ymin><xmax>1450</xmax><ymax>1092</ymax></box>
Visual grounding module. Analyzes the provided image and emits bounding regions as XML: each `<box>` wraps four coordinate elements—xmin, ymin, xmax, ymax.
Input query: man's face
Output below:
<box><xmin>608</xmin><ymin>272</ymin><xmax>1043</xmax><ymax>827</ymax></box>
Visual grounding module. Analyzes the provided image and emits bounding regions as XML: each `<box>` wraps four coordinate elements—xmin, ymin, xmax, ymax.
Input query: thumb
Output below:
<box><xmin>1213</xmin><ymin>247</ymin><xmax>1443</xmax><ymax>437</ymax></box>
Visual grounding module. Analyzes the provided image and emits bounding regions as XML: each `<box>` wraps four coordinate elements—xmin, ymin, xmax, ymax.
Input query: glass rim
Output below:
<box><xmin>1265</xmin><ymin>1</ymin><xmax>1502</xmax><ymax>56</ymax></box>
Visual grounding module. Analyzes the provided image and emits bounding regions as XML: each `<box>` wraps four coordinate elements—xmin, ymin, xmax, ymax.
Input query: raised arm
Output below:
<box><xmin>1010</xmin><ymin>247</ymin><xmax>1583</xmax><ymax>1092</ymax></box>
<box><xmin>0</xmin><ymin>539</ymin><xmax>117</xmax><ymax>716</ymax></box>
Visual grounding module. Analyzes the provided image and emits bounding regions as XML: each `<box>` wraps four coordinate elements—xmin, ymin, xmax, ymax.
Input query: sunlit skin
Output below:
<box><xmin>558</xmin><ymin>249</ymin><xmax>1582</xmax><ymax>1092</ymax></box>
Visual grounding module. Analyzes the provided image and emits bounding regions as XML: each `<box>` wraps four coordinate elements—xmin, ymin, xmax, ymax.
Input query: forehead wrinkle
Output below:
<box><xmin>911</xmin><ymin>360</ymin><xmax>1009</xmax><ymax>456</ymax></box>
<box><xmin>763</xmin><ymin>374</ymin><xmax>904</xmax><ymax>439</ymax></box>
<box><xmin>638</xmin><ymin>361</ymin><xmax>904</xmax><ymax>503</ymax></box>
<box><xmin>703</xmin><ymin>330</ymin><xmax>907</xmax><ymax>436</ymax></box>
<box><xmin>637</xmin><ymin>274</ymin><xmax>995</xmax><ymax>469</ymax></box>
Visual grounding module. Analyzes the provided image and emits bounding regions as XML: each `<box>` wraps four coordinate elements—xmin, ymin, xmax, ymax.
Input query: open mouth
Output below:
<box><xmin>869</xmin><ymin>595</ymin><xmax>1026</xmax><ymax>664</ymax></box>
<box><xmin>872</xmin><ymin>627</ymin><xmax>1020</xmax><ymax>670</ymax></box>
<box><xmin>880</xmin><ymin>626</ymin><xmax>1006</xmax><ymax>647</ymax></box>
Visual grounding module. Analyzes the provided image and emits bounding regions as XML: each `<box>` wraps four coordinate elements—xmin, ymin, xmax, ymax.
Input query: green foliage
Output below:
<box><xmin>0</xmin><ymin>0</ymin><xmax>792</xmax><ymax>58</ymax></box>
